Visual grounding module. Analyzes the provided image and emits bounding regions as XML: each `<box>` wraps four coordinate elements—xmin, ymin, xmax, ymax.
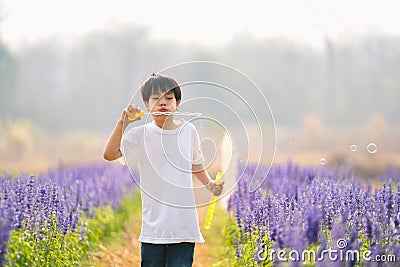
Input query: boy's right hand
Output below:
<box><xmin>121</xmin><ymin>104</ymin><xmax>142</xmax><ymax>124</ymax></box>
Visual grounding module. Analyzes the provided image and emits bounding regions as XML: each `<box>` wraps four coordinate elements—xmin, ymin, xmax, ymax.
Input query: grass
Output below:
<box><xmin>84</xmin><ymin>190</ymin><xmax>143</xmax><ymax>266</ymax></box>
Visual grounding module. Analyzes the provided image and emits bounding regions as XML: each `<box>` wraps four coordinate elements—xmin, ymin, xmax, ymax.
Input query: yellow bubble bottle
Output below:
<box><xmin>128</xmin><ymin>110</ymin><xmax>145</xmax><ymax>121</ymax></box>
<box><xmin>204</xmin><ymin>171</ymin><xmax>223</xmax><ymax>230</ymax></box>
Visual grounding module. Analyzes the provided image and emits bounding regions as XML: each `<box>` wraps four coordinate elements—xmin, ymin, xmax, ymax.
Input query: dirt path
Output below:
<box><xmin>89</xmin><ymin>205</ymin><xmax>226</xmax><ymax>267</ymax></box>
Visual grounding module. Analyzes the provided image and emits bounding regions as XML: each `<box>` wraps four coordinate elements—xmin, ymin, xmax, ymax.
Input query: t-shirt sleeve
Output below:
<box><xmin>119</xmin><ymin>128</ymin><xmax>141</xmax><ymax>166</ymax></box>
<box><xmin>192</xmin><ymin>126</ymin><xmax>205</xmax><ymax>165</ymax></box>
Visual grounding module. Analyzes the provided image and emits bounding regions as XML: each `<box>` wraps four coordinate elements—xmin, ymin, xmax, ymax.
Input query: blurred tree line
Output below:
<box><xmin>1</xmin><ymin>24</ymin><xmax>400</xmax><ymax>133</ymax></box>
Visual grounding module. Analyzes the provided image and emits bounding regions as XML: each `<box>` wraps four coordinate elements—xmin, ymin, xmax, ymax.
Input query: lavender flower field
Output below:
<box><xmin>2</xmin><ymin>160</ymin><xmax>400</xmax><ymax>266</ymax></box>
<box><xmin>0</xmin><ymin>163</ymin><xmax>135</xmax><ymax>266</ymax></box>
<box><xmin>223</xmin><ymin>161</ymin><xmax>400</xmax><ymax>266</ymax></box>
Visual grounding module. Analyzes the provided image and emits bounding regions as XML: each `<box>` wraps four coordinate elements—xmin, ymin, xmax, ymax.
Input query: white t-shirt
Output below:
<box><xmin>121</xmin><ymin>120</ymin><xmax>205</xmax><ymax>243</ymax></box>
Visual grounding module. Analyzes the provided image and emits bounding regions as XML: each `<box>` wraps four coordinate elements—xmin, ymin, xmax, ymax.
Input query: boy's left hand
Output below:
<box><xmin>206</xmin><ymin>180</ymin><xmax>224</xmax><ymax>196</ymax></box>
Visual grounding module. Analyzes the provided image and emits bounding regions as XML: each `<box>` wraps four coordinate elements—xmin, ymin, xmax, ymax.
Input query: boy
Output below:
<box><xmin>103</xmin><ymin>73</ymin><xmax>224</xmax><ymax>266</ymax></box>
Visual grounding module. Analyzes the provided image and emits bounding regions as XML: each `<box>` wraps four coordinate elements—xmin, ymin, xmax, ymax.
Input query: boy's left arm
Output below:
<box><xmin>192</xmin><ymin>164</ymin><xmax>224</xmax><ymax>196</ymax></box>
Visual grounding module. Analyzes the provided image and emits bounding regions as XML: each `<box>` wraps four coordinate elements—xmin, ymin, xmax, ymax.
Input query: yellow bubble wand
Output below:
<box><xmin>204</xmin><ymin>171</ymin><xmax>223</xmax><ymax>230</ymax></box>
<box><xmin>128</xmin><ymin>110</ymin><xmax>203</xmax><ymax>121</ymax></box>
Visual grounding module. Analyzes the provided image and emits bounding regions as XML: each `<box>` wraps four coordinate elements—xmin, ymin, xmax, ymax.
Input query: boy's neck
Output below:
<box><xmin>153</xmin><ymin>116</ymin><xmax>181</xmax><ymax>130</ymax></box>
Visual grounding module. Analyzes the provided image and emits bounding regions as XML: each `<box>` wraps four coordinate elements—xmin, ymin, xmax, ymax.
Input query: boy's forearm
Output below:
<box><xmin>103</xmin><ymin>119</ymin><xmax>125</xmax><ymax>161</ymax></box>
<box><xmin>192</xmin><ymin>164</ymin><xmax>211</xmax><ymax>185</ymax></box>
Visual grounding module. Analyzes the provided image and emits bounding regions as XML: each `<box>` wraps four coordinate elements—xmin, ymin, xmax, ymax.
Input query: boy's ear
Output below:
<box><xmin>176</xmin><ymin>99</ymin><xmax>181</xmax><ymax>108</ymax></box>
<box><xmin>144</xmin><ymin>101</ymin><xmax>150</xmax><ymax>110</ymax></box>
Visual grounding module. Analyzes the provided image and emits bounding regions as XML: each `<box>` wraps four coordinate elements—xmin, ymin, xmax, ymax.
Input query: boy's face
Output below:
<box><xmin>144</xmin><ymin>90</ymin><xmax>180</xmax><ymax>114</ymax></box>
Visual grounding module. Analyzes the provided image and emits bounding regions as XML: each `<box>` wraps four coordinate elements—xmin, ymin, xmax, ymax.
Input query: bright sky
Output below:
<box><xmin>1</xmin><ymin>0</ymin><xmax>399</xmax><ymax>49</ymax></box>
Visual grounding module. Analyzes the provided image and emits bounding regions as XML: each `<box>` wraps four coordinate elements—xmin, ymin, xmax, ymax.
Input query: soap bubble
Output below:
<box><xmin>367</xmin><ymin>143</ymin><xmax>377</xmax><ymax>154</ymax></box>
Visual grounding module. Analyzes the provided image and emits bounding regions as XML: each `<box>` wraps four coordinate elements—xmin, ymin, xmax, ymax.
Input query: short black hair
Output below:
<box><xmin>140</xmin><ymin>73</ymin><xmax>181</xmax><ymax>102</ymax></box>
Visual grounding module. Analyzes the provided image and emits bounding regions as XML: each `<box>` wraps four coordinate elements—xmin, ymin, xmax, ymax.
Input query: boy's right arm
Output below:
<box><xmin>103</xmin><ymin>105</ymin><xmax>141</xmax><ymax>161</ymax></box>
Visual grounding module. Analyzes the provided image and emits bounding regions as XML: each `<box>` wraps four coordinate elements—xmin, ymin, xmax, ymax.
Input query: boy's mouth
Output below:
<box><xmin>159</xmin><ymin>108</ymin><xmax>168</xmax><ymax>112</ymax></box>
